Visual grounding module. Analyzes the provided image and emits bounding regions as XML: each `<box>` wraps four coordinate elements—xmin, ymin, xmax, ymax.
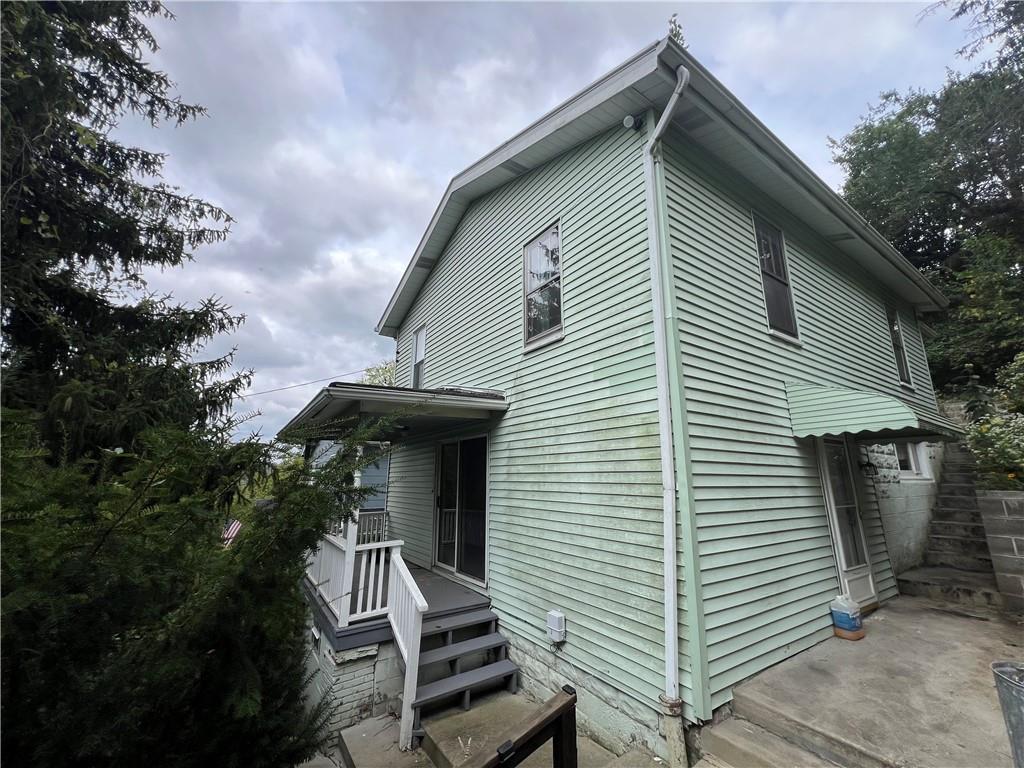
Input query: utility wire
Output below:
<box><xmin>238</xmin><ymin>368</ymin><xmax>369</xmax><ymax>399</ymax></box>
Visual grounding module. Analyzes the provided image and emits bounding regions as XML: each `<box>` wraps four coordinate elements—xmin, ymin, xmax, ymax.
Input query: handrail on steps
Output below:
<box><xmin>387</xmin><ymin>548</ymin><xmax>428</xmax><ymax>750</ymax></box>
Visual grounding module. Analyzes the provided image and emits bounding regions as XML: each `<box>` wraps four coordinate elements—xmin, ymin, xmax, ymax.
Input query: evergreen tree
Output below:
<box><xmin>1</xmin><ymin>4</ymin><xmax>376</xmax><ymax>764</ymax></box>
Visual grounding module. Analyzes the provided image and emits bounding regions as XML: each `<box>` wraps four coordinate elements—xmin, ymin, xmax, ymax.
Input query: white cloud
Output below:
<box><xmin>129</xmin><ymin>2</ymin><xmax>977</xmax><ymax>437</ymax></box>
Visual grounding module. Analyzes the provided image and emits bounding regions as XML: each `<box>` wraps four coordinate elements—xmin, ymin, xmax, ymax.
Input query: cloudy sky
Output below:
<box><xmin>131</xmin><ymin>1</ymin><xmax>977</xmax><ymax>438</ymax></box>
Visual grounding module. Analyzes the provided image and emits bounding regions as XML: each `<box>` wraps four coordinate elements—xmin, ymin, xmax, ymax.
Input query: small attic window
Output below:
<box><xmin>524</xmin><ymin>223</ymin><xmax>562</xmax><ymax>345</ymax></box>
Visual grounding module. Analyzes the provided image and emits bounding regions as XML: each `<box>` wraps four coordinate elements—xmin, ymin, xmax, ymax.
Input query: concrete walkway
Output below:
<box><xmin>732</xmin><ymin>596</ymin><xmax>1022</xmax><ymax>768</ymax></box>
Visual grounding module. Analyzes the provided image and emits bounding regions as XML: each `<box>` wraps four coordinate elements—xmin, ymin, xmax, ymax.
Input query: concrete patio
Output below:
<box><xmin>730</xmin><ymin>595</ymin><xmax>1022</xmax><ymax>767</ymax></box>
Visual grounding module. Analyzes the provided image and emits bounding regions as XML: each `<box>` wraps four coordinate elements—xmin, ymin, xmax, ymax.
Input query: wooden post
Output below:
<box><xmin>552</xmin><ymin>685</ymin><xmax>577</xmax><ymax>768</ymax></box>
<box><xmin>337</xmin><ymin>514</ymin><xmax>358</xmax><ymax>627</ymax></box>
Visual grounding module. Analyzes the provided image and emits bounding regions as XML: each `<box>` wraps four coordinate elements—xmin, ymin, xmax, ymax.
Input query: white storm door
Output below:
<box><xmin>818</xmin><ymin>437</ymin><xmax>877</xmax><ymax>607</ymax></box>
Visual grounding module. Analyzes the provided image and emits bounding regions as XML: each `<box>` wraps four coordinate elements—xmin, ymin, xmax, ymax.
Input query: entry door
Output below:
<box><xmin>818</xmin><ymin>437</ymin><xmax>877</xmax><ymax>607</ymax></box>
<box><xmin>436</xmin><ymin>437</ymin><xmax>487</xmax><ymax>582</ymax></box>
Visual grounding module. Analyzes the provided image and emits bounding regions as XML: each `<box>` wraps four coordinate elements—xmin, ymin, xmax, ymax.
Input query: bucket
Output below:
<box><xmin>992</xmin><ymin>661</ymin><xmax>1024</xmax><ymax>768</ymax></box>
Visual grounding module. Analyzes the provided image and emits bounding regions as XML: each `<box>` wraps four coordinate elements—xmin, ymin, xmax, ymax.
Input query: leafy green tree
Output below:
<box><xmin>1</xmin><ymin>3</ymin><xmax>376</xmax><ymax>765</ymax></box>
<box><xmin>361</xmin><ymin>358</ymin><xmax>397</xmax><ymax>386</ymax></box>
<box><xmin>830</xmin><ymin>0</ymin><xmax>1023</xmax><ymax>390</ymax></box>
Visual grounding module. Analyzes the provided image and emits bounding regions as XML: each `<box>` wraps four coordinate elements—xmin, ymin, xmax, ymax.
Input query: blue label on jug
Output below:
<box><xmin>831</xmin><ymin>609</ymin><xmax>863</xmax><ymax>631</ymax></box>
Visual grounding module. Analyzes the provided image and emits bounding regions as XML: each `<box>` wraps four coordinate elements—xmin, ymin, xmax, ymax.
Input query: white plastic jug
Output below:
<box><xmin>829</xmin><ymin>594</ymin><xmax>864</xmax><ymax>639</ymax></box>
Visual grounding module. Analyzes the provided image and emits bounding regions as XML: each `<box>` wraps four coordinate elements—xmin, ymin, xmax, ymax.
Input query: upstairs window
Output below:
<box><xmin>753</xmin><ymin>214</ymin><xmax>798</xmax><ymax>338</ymax></box>
<box><xmin>887</xmin><ymin>308</ymin><xmax>912</xmax><ymax>386</ymax></box>
<box><xmin>524</xmin><ymin>223</ymin><xmax>562</xmax><ymax>344</ymax></box>
<box><xmin>412</xmin><ymin>325</ymin><xmax>427</xmax><ymax>388</ymax></box>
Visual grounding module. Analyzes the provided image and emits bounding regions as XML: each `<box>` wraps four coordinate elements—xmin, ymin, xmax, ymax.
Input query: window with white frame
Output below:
<box><xmin>752</xmin><ymin>214</ymin><xmax>799</xmax><ymax>338</ymax></box>
<box><xmin>412</xmin><ymin>325</ymin><xmax>426</xmax><ymax>388</ymax></box>
<box><xmin>893</xmin><ymin>442</ymin><xmax>929</xmax><ymax>479</ymax></box>
<box><xmin>524</xmin><ymin>223</ymin><xmax>561</xmax><ymax>344</ymax></box>
<box><xmin>887</xmin><ymin>308</ymin><xmax>913</xmax><ymax>386</ymax></box>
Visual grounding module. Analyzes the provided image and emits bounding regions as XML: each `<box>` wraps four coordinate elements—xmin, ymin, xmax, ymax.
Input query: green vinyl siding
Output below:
<box><xmin>388</xmin><ymin>127</ymin><xmax>690</xmax><ymax>713</ymax></box>
<box><xmin>662</xmin><ymin>128</ymin><xmax>938</xmax><ymax>709</ymax></box>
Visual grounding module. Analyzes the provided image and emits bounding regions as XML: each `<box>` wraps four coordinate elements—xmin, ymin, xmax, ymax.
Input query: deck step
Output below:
<box><xmin>412</xmin><ymin>659</ymin><xmax>518</xmax><ymax>708</ymax></box>
<box><xmin>929</xmin><ymin>520</ymin><xmax>986</xmax><ymax>538</ymax></box>
<box><xmin>702</xmin><ymin>718</ymin><xmax>838</xmax><ymax>768</ymax></box>
<box><xmin>421</xmin><ymin>607</ymin><xmax>497</xmax><ymax>638</ymax></box>
<box><xmin>418</xmin><ymin>632</ymin><xmax>507</xmax><ymax>667</ymax></box>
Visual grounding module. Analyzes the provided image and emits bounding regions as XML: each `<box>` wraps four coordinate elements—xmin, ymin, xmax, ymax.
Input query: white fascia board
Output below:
<box><xmin>658</xmin><ymin>40</ymin><xmax>948</xmax><ymax>311</ymax></box>
<box><xmin>374</xmin><ymin>39</ymin><xmax>668</xmax><ymax>337</ymax></box>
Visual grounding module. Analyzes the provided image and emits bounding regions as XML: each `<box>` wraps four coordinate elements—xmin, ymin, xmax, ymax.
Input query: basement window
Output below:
<box><xmin>524</xmin><ymin>223</ymin><xmax>562</xmax><ymax>346</ymax></box>
<box><xmin>893</xmin><ymin>442</ymin><xmax>930</xmax><ymax>480</ymax></box>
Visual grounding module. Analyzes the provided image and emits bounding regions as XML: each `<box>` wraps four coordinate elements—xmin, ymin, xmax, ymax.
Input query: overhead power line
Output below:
<box><xmin>238</xmin><ymin>368</ymin><xmax>369</xmax><ymax>399</ymax></box>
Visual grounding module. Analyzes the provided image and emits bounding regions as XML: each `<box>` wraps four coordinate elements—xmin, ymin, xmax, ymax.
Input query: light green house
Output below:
<box><xmin>288</xmin><ymin>37</ymin><xmax>962</xmax><ymax>760</ymax></box>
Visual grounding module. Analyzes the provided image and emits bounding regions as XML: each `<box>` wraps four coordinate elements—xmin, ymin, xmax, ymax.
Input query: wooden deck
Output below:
<box><xmin>319</xmin><ymin>564</ymin><xmax>489</xmax><ymax>651</ymax></box>
<box><xmin>409</xmin><ymin>565</ymin><xmax>489</xmax><ymax>618</ymax></box>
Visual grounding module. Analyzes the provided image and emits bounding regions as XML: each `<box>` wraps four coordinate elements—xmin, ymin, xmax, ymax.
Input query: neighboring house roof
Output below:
<box><xmin>376</xmin><ymin>37</ymin><xmax>947</xmax><ymax>338</ymax></box>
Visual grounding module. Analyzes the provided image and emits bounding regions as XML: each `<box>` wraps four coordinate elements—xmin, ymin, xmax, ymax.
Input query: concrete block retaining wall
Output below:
<box><xmin>867</xmin><ymin>442</ymin><xmax>944</xmax><ymax>575</ymax></box>
<box><xmin>978</xmin><ymin>491</ymin><xmax>1024</xmax><ymax>614</ymax></box>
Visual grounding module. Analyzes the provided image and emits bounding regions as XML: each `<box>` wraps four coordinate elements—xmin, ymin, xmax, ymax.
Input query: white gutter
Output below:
<box><xmin>642</xmin><ymin>64</ymin><xmax>690</xmax><ymax>707</ymax></box>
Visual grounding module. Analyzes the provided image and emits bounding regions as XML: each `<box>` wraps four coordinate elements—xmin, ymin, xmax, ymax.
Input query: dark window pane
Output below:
<box><xmin>754</xmin><ymin>216</ymin><xmax>787</xmax><ymax>281</ymax></box>
<box><xmin>887</xmin><ymin>309</ymin><xmax>912</xmax><ymax>384</ymax></box>
<box><xmin>457</xmin><ymin>437</ymin><xmax>487</xmax><ymax>581</ymax></box>
<box><xmin>763</xmin><ymin>275</ymin><xmax>797</xmax><ymax>336</ymax></box>
<box><xmin>526</xmin><ymin>281</ymin><xmax>561</xmax><ymax>340</ymax></box>
<box><xmin>413</xmin><ymin>360</ymin><xmax>424</xmax><ymax>388</ymax></box>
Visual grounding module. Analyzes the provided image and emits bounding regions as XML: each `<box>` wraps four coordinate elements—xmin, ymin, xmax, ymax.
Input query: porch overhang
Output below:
<box><xmin>280</xmin><ymin>382</ymin><xmax>508</xmax><ymax>440</ymax></box>
<box><xmin>785</xmin><ymin>381</ymin><xmax>964</xmax><ymax>442</ymax></box>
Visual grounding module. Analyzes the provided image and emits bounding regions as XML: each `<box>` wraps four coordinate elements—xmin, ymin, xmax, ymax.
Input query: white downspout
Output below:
<box><xmin>641</xmin><ymin>63</ymin><xmax>691</xmax><ymax>759</ymax></box>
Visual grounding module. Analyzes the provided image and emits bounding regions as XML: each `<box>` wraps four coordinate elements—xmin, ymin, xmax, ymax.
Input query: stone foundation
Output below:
<box><xmin>978</xmin><ymin>491</ymin><xmax>1024</xmax><ymax>613</ymax></box>
<box><xmin>305</xmin><ymin>631</ymin><xmax>405</xmax><ymax>751</ymax></box>
<box><xmin>504</xmin><ymin>632</ymin><xmax>668</xmax><ymax>760</ymax></box>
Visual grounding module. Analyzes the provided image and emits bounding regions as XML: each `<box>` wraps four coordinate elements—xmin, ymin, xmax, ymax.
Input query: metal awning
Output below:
<box><xmin>785</xmin><ymin>382</ymin><xmax>964</xmax><ymax>441</ymax></box>
<box><xmin>280</xmin><ymin>382</ymin><xmax>508</xmax><ymax>440</ymax></box>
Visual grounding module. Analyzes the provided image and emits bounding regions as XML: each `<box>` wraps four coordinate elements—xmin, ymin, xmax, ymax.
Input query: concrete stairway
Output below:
<box><xmin>409</xmin><ymin>607</ymin><xmax>519</xmax><ymax>739</ymax></box>
<box><xmin>898</xmin><ymin>443</ymin><xmax>1005</xmax><ymax>609</ymax></box>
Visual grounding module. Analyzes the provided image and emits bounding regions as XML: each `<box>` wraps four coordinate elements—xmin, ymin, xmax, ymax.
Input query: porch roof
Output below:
<box><xmin>280</xmin><ymin>382</ymin><xmax>508</xmax><ymax>440</ymax></box>
<box><xmin>785</xmin><ymin>381</ymin><xmax>964</xmax><ymax>442</ymax></box>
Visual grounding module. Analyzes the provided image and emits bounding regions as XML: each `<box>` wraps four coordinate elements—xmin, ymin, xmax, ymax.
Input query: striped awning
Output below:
<box><xmin>785</xmin><ymin>382</ymin><xmax>964</xmax><ymax>441</ymax></box>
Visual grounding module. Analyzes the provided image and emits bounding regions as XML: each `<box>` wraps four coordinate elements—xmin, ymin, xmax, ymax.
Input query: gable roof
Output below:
<box><xmin>376</xmin><ymin>37</ymin><xmax>947</xmax><ymax>338</ymax></box>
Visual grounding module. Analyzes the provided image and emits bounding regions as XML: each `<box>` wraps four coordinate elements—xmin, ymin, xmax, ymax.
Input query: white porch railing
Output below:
<box><xmin>306</xmin><ymin>510</ymin><xmax>400</xmax><ymax>627</ymax></box>
<box><xmin>387</xmin><ymin>548</ymin><xmax>428</xmax><ymax>750</ymax></box>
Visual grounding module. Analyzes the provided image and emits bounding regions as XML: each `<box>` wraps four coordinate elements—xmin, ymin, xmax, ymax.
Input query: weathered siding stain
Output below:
<box><xmin>388</xmin><ymin>127</ymin><xmax>689</xmax><ymax>713</ymax></box>
<box><xmin>662</xmin><ymin>128</ymin><xmax>939</xmax><ymax>709</ymax></box>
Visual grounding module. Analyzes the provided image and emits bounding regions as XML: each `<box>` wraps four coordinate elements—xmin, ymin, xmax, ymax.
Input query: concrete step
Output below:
<box><xmin>693</xmin><ymin>756</ymin><xmax>734</xmax><ymax>768</ymax></box>
<box><xmin>936</xmin><ymin>493</ymin><xmax>979</xmax><ymax>508</ymax></box>
<box><xmin>924</xmin><ymin>549</ymin><xmax>994</xmax><ymax>572</ymax></box>
<box><xmin>733</xmin><ymin>689</ymin><xmax>893</xmax><ymax>768</ymax></box>
<box><xmin>937</xmin><ymin>487</ymin><xmax>974</xmax><ymax>499</ymax></box>
<box><xmin>929</xmin><ymin>520</ymin><xmax>987</xmax><ymax>538</ymax></box>
<box><xmin>926</xmin><ymin>533</ymin><xmax>991</xmax><ymax>555</ymax></box>
<box><xmin>940</xmin><ymin>471</ymin><xmax>976</xmax><ymax>484</ymax></box>
<box><xmin>931</xmin><ymin>505</ymin><xmax>982</xmax><ymax>523</ymax></box>
<box><xmin>413</xmin><ymin>659</ymin><xmax>518</xmax><ymax>709</ymax></box>
<box><xmin>702</xmin><ymin>718</ymin><xmax>837</xmax><ymax>768</ymax></box>
<box><xmin>421</xmin><ymin>608</ymin><xmax>497</xmax><ymax>639</ymax></box>
<box><xmin>897</xmin><ymin>566</ymin><xmax>1004</xmax><ymax>609</ymax></box>
<box><xmin>418</xmin><ymin>632</ymin><xmax>507</xmax><ymax>668</ymax></box>
<box><xmin>422</xmin><ymin>691</ymin><xmax>615</xmax><ymax>768</ymax></box>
